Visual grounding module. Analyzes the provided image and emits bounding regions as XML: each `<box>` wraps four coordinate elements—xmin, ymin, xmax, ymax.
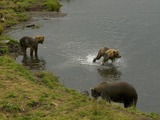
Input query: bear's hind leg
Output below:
<box><xmin>93</xmin><ymin>53</ymin><xmax>102</xmax><ymax>62</ymax></box>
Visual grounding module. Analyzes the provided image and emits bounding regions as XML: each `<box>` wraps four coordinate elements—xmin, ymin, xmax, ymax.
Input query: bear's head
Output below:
<box><xmin>106</xmin><ymin>49</ymin><xmax>121</xmax><ymax>59</ymax></box>
<box><xmin>35</xmin><ymin>35</ymin><xmax>44</xmax><ymax>44</ymax></box>
<box><xmin>91</xmin><ymin>88</ymin><xmax>101</xmax><ymax>99</ymax></box>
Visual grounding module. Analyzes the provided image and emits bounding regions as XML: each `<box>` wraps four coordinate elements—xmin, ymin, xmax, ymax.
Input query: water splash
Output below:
<box><xmin>84</xmin><ymin>54</ymin><xmax>96</xmax><ymax>64</ymax></box>
<box><xmin>69</xmin><ymin>53</ymin><xmax>101</xmax><ymax>66</ymax></box>
<box><xmin>114</xmin><ymin>58</ymin><xmax>127</xmax><ymax>68</ymax></box>
<box><xmin>69</xmin><ymin>53</ymin><xmax>126</xmax><ymax>68</ymax></box>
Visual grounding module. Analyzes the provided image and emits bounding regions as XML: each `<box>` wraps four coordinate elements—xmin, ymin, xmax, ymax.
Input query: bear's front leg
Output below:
<box><xmin>30</xmin><ymin>47</ymin><xmax>34</xmax><ymax>57</ymax></box>
<box><xmin>102</xmin><ymin>55</ymin><xmax>109</xmax><ymax>65</ymax></box>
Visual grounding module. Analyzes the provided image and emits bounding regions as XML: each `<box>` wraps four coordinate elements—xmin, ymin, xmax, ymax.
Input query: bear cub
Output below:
<box><xmin>19</xmin><ymin>35</ymin><xmax>44</xmax><ymax>57</ymax></box>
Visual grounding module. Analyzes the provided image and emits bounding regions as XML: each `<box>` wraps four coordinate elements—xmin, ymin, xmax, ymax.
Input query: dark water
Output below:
<box><xmin>8</xmin><ymin>0</ymin><xmax>160</xmax><ymax>113</ymax></box>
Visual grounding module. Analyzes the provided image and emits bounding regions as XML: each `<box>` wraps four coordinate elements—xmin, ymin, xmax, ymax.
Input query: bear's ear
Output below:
<box><xmin>35</xmin><ymin>36</ymin><xmax>40</xmax><ymax>39</ymax></box>
<box><xmin>36</xmin><ymin>35</ymin><xmax>44</xmax><ymax>39</ymax></box>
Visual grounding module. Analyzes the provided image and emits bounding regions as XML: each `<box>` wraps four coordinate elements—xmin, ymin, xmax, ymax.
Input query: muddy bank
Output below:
<box><xmin>26</xmin><ymin>11</ymin><xmax>67</xmax><ymax>20</ymax></box>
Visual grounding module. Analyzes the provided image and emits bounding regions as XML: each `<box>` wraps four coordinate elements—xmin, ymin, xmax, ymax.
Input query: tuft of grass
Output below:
<box><xmin>5</xmin><ymin>92</ymin><xmax>17</xmax><ymax>98</ymax></box>
<box><xmin>44</xmin><ymin>0</ymin><xmax>62</xmax><ymax>12</ymax></box>
<box><xmin>0</xmin><ymin>44</ymin><xmax>8</xmax><ymax>55</ymax></box>
<box><xmin>1</xmin><ymin>102</ymin><xmax>21</xmax><ymax>113</ymax></box>
<box><xmin>27</xmin><ymin>100</ymin><xmax>40</xmax><ymax>108</ymax></box>
<box><xmin>0</xmin><ymin>24</ymin><xmax>5</xmax><ymax>35</ymax></box>
<box><xmin>35</xmin><ymin>71</ymin><xmax>59</xmax><ymax>89</ymax></box>
<box><xmin>150</xmin><ymin>112</ymin><xmax>160</xmax><ymax>119</ymax></box>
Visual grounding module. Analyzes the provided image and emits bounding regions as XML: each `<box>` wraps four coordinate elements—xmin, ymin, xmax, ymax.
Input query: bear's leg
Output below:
<box><xmin>30</xmin><ymin>47</ymin><xmax>34</xmax><ymax>57</ymax></box>
<box><xmin>124</xmin><ymin>101</ymin><xmax>130</xmax><ymax>108</ymax></box>
<box><xmin>34</xmin><ymin>47</ymin><xmax>38</xmax><ymax>57</ymax></box>
<box><xmin>93</xmin><ymin>52</ymin><xmax>102</xmax><ymax>62</ymax></box>
<box><xmin>111</xmin><ymin>58</ymin><xmax>115</xmax><ymax>63</ymax></box>
<box><xmin>124</xmin><ymin>100</ymin><xmax>133</xmax><ymax>108</ymax></box>
<box><xmin>102</xmin><ymin>55</ymin><xmax>109</xmax><ymax>65</ymax></box>
<box><xmin>23</xmin><ymin>46</ymin><xmax>27</xmax><ymax>56</ymax></box>
<box><xmin>101</xmin><ymin>92</ymin><xmax>111</xmax><ymax>103</ymax></box>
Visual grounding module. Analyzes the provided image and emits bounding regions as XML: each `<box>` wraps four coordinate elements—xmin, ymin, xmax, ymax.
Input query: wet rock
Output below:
<box><xmin>81</xmin><ymin>90</ymin><xmax>89</xmax><ymax>96</ymax></box>
<box><xmin>0</xmin><ymin>40</ymin><xmax>10</xmax><ymax>44</ymax></box>
<box><xmin>23</xmin><ymin>24</ymin><xmax>39</xmax><ymax>29</ymax></box>
<box><xmin>0</xmin><ymin>39</ymin><xmax>21</xmax><ymax>56</ymax></box>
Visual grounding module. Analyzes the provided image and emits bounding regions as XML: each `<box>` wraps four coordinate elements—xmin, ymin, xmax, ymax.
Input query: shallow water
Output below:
<box><xmin>8</xmin><ymin>0</ymin><xmax>160</xmax><ymax>113</ymax></box>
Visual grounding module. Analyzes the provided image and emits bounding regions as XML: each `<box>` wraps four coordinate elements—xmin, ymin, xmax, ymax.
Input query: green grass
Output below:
<box><xmin>0</xmin><ymin>34</ymin><xmax>20</xmax><ymax>55</ymax></box>
<box><xmin>0</xmin><ymin>56</ymin><xmax>159</xmax><ymax>120</ymax></box>
<box><xmin>44</xmin><ymin>0</ymin><xmax>62</xmax><ymax>12</ymax></box>
<box><xmin>0</xmin><ymin>24</ymin><xmax>5</xmax><ymax>35</ymax></box>
<box><xmin>0</xmin><ymin>0</ymin><xmax>62</xmax><ymax>32</ymax></box>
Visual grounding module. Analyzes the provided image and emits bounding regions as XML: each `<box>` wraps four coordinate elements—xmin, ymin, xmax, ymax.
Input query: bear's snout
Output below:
<box><xmin>118</xmin><ymin>55</ymin><xmax>121</xmax><ymax>58</ymax></box>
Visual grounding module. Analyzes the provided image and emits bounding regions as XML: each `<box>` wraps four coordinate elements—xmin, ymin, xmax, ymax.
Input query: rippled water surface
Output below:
<box><xmin>8</xmin><ymin>0</ymin><xmax>160</xmax><ymax>113</ymax></box>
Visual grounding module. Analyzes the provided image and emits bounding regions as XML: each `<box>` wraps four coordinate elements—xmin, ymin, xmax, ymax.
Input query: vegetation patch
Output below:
<box><xmin>0</xmin><ymin>102</ymin><xmax>21</xmax><ymax>113</ymax></box>
<box><xmin>0</xmin><ymin>0</ymin><xmax>62</xmax><ymax>32</ymax></box>
<box><xmin>35</xmin><ymin>71</ymin><xmax>59</xmax><ymax>89</ymax></box>
<box><xmin>44</xmin><ymin>0</ymin><xmax>62</xmax><ymax>12</ymax></box>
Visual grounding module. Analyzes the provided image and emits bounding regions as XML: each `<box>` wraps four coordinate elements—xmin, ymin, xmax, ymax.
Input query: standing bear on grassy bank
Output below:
<box><xmin>91</xmin><ymin>81</ymin><xmax>138</xmax><ymax>108</ymax></box>
<box><xmin>19</xmin><ymin>35</ymin><xmax>44</xmax><ymax>57</ymax></box>
<box><xmin>93</xmin><ymin>47</ymin><xmax>121</xmax><ymax>65</ymax></box>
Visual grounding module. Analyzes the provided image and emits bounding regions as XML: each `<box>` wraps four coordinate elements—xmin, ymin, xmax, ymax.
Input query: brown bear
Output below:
<box><xmin>19</xmin><ymin>35</ymin><xmax>44</xmax><ymax>57</ymax></box>
<box><xmin>91</xmin><ymin>81</ymin><xmax>138</xmax><ymax>108</ymax></box>
<box><xmin>93</xmin><ymin>47</ymin><xmax>121</xmax><ymax>65</ymax></box>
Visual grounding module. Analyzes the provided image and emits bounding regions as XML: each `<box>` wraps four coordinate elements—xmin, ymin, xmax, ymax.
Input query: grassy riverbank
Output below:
<box><xmin>0</xmin><ymin>0</ymin><xmax>61</xmax><ymax>34</ymax></box>
<box><xmin>0</xmin><ymin>56</ymin><xmax>159</xmax><ymax>120</ymax></box>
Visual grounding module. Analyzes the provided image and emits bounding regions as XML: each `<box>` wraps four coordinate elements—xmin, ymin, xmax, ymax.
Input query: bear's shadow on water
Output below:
<box><xmin>21</xmin><ymin>55</ymin><xmax>46</xmax><ymax>71</ymax></box>
<box><xmin>97</xmin><ymin>64</ymin><xmax>122</xmax><ymax>81</ymax></box>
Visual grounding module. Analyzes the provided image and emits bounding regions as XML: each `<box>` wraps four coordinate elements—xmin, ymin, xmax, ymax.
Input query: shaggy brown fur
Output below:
<box><xmin>93</xmin><ymin>47</ymin><xmax>121</xmax><ymax>65</ymax></box>
<box><xmin>19</xmin><ymin>35</ymin><xmax>44</xmax><ymax>57</ymax></box>
<box><xmin>91</xmin><ymin>81</ymin><xmax>138</xmax><ymax>108</ymax></box>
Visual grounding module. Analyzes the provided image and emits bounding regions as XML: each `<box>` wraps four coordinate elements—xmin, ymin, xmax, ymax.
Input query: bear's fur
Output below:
<box><xmin>102</xmin><ymin>49</ymin><xmax>121</xmax><ymax>65</ymax></box>
<box><xmin>93</xmin><ymin>47</ymin><xmax>121</xmax><ymax>65</ymax></box>
<box><xmin>91</xmin><ymin>81</ymin><xmax>138</xmax><ymax>108</ymax></box>
<box><xmin>19</xmin><ymin>35</ymin><xmax>44</xmax><ymax>57</ymax></box>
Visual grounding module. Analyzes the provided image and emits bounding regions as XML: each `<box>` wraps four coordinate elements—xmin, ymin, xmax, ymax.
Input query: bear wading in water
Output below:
<box><xmin>19</xmin><ymin>35</ymin><xmax>44</xmax><ymax>57</ymax></box>
<box><xmin>91</xmin><ymin>81</ymin><xmax>138</xmax><ymax>108</ymax></box>
<box><xmin>93</xmin><ymin>47</ymin><xmax>121</xmax><ymax>65</ymax></box>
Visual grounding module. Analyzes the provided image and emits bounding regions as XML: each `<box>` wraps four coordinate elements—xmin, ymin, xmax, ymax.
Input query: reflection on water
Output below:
<box><xmin>21</xmin><ymin>55</ymin><xmax>46</xmax><ymax>71</ymax></box>
<box><xmin>97</xmin><ymin>64</ymin><xmax>122</xmax><ymax>81</ymax></box>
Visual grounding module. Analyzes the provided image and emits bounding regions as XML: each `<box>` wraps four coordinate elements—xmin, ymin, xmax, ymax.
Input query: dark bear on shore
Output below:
<box><xmin>19</xmin><ymin>35</ymin><xmax>44</xmax><ymax>57</ymax></box>
<box><xmin>93</xmin><ymin>47</ymin><xmax>121</xmax><ymax>65</ymax></box>
<box><xmin>91</xmin><ymin>81</ymin><xmax>138</xmax><ymax>108</ymax></box>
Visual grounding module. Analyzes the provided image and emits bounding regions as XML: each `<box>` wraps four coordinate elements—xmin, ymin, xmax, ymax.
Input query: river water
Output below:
<box><xmin>8</xmin><ymin>0</ymin><xmax>160</xmax><ymax>113</ymax></box>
